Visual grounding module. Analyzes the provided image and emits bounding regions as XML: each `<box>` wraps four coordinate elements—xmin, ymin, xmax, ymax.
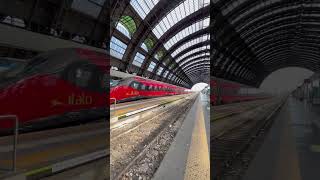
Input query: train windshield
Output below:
<box><xmin>22</xmin><ymin>56</ymin><xmax>48</xmax><ymax>74</ymax></box>
<box><xmin>0</xmin><ymin>58</ymin><xmax>27</xmax><ymax>79</ymax></box>
<box><xmin>110</xmin><ymin>79</ymin><xmax>121</xmax><ymax>87</ymax></box>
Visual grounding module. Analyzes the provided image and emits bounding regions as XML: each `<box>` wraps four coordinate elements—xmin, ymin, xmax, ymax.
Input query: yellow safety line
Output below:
<box><xmin>184</xmin><ymin>100</ymin><xmax>210</xmax><ymax>180</ymax></box>
<box><xmin>272</xmin><ymin>109</ymin><xmax>301</xmax><ymax>180</ymax></box>
<box><xmin>0</xmin><ymin>136</ymin><xmax>105</xmax><ymax>169</ymax></box>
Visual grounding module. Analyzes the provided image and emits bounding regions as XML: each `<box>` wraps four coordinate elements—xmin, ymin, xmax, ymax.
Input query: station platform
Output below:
<box><xmin>153</xmin><ymin>92</ymin><xmax>210</xmax><ymax>180</ymax></box>
<box><xmin>244</xmin><ymin>97</ymin><xmax>320</xmax><ymax>180</ymax></box>
<box><xmin>0</xmin><ymin>122</ymin><xmax>108</xmax><ymax>180</ymax></box>
<box><xmin>110</xmin><ymin>94</ymin><xmax>189</xmax><ymax>122</ymax></box>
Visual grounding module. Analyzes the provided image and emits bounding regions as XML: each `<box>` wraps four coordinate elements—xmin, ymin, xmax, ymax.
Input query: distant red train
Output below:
<box><xmin>211</xmin><ymin>77</ymin><xmax>268</xmax><ymax>105</ymax></box>
<box><xmin>0</xmin><ymin>48</ymin><xmax>108</xmax><ymax>131</ymax></box>
<box><xmin>110</xmin><ymin>77</ymin><xmax>188</xmax><ymax>103</ymax></box>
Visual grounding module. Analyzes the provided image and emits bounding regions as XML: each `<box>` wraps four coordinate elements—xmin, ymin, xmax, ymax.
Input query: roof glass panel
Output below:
<box><xmin>155</xmin><ymin>49</ymin><xmax>165</xmax><ymax>60</ymax></box>
<box><xmin>141</xmin><ymin>43</ymin><xmax>148</xmax><ymax>52</ymax></box>
<box><xmin>116</xmin><ymin>16</ymin><xmax>137</xmax><ymax>38</ymax></box>
<box><xmin>116</xmin><ymin>23</ymin><xmax>131</xmax><ymax>38</ymax></box>
<box><xmin>171</xmin><ymin>34</ymin><xmax>210</xmax><ymax>57</ymax></box>
<box><xmin>157</xmin><ymin>66</ymin><xmax>164</xmax><ymax>75</ymax></box>
<box><xmin>133</xmin><ymin>52</ymin><xmax>145</xmax><ymax>67</ymax></box>
<box><xmin>110</xmin><ymin>36</ymin><xmax>128</xmax><ymax>60</ymax></box>
<box><xmin>164</xmin><ymin>17</ymin><xmax>209</xmax><ymax>50</ymax></box>
<box><xmin>180</xmin><ymin>56</ymin><xmax>210</xmax><ymax>66</ymax></box>
<box><xmin>163</xmin><ymin>70</ymin><xmax>169</xmax><ymax>77</ymax></box>
<box><xmin>152</xmin><ymin>0</ymin><xmax>209</xmax><ymax>39</ymax></box>
<box><xmin>144</xmin><ymin>37</ymin><xmax>155</xmax><ymax>50</ymax></box>
<box><xmin>175</xmin><ymin>45</ymin><xmax>210</xmax><ymax>62</ymax></box>
<box><xmin>130</xmin><ymin>0</ymin><xmax>160</xmax><ymax>19</ymax></box>
<box><xmin>184</xmin><ymin>63</ymin><xmax>209</xmax><ymax>72</ymax></box>
<box><xmin>181</xmin><ymin>58</ymin><xmax>210</xmax><ymax>68</ymax></box>
<box><xmin>148</xmin><ymin>61</ymin><xmax>156</xmax><ymax>72</ymax></box>
<box><xmin>119</xmin><ymin>16</ymin><xmax>137</xmax><ymax>35</ymax></box>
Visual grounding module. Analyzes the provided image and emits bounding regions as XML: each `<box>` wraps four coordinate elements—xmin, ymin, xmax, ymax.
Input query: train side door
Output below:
<box><xmin>128</xmin><ymin>81</ymin><xmax>141</xmax><ymax>99</ymax></box>
<box><xmin>63</xmin><ymin>62</ymin><xmax>97</xmax><ymax>107</ymax></box>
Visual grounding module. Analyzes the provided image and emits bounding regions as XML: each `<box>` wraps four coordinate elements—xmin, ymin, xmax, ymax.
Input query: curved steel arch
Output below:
<box><xmin>181</xmin><ymin>61</ymin><xmax>210</xmax><ymax>75</ymax></box>
<box><xmin>177</xmin><ymin>49</ymin><xmax>210</xmax><ymax>65</ymax></box>
<box><xmin>186</xmin><ymin>68</ymin><xmax>210</xmax><ymax>78</ymax></box>
<box><xmin>187</xmin><ymin>69</ymin><xmax>210</xmax><ymax>81</ymax></box>
<box><xmin>112</xmin><ymin>0</ymin><xmax>211</xmax><ymax>87</ymax></box>
<box><xmin>140</xmin><ymin>6</ymin><xmax>210</xmax><ymax>75</ymax></box>
<box><xmin>184</xmin><ymin>63</ymin><xmax>210</xmax><ymax>75</ymax></box>
<box><xmin>155</xmin><ymin>40</ymin><xmax>210</xmax><ymax>83</ymax></box>
<box><xmin>211</xmin><ymin>0</ymin><xmax>320</xmax><ymax>86</ymax></box>
<box><xmin>184</xmin><ymin>63</ymin><xmax>210</xmax><ymax>74</ymax></box>
<box><xmin>179</xmin><ymin>56</ymin><xmax>210</xmax><ymax>69</ymax></box>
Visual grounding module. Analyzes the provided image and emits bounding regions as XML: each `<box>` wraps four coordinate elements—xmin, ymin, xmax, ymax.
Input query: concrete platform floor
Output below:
<box><xmin>244</xmin><ymin>97</ymin><xmax>320</xmax><ymax>180</ymax></box>
<box><xmin>153</xmin><ymin>92</ymin><xmax>210</xmax><ymax>180</ymax></box>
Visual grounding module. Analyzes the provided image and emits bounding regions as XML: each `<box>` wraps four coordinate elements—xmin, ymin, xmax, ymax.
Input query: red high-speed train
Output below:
<box><xmin>110</xmin><ymin>76</ymin><xmax>188</xmax><ymax>103</ymax></box>
<box><xmin>0</xmin><ymin>48</ymin><xmax>108</xmax><ymax>132</ymax></box>
<box><xmin>211</xmin><ymin>77</ymin><xmax>268</xmax><ymax>105</ymax></box>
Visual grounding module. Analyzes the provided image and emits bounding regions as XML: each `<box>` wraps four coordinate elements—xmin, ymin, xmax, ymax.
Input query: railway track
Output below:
<box><xmin>211</xmin><ymin>98</ymin><xmax>286</xmax><ymax>180</ymax></box>
<box><xmin>110</xmin><ymin>94</ymin><xmax>197</xmax><ymax>180</ymax></box>
<box><xmin>211</xmin><ymin>99</ymin><xmax>275</xmax><ymax>121</ymax></box>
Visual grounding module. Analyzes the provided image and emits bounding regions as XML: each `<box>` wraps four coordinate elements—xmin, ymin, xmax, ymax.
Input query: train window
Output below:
<box><xmin>23</xmin><ymin>57</ymin><xmax>48</xmax><ymax>74</ymax></box>
<box><xmin>130</xmin><ymin>81</ymin><xmax>140</xmax><ymax>89</ymax></box>
<box><xmin>149</xmin><ymin>85</ymin><xmax>153</xmax><ymax>90</ymax></box>
<box><xmin>141</xmin><ymin>84</ymin><xmax>146</xmax><ymax>90</ymax></box>
<box><xmin>74</xmin><ymin>66</ymin><xmax>93</xmax><ymax>87</ymax></box>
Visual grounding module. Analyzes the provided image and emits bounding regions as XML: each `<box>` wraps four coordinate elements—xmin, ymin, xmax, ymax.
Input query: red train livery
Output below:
<box><xmin>110</xmin><ymin>77</ymin><xmax>188</xmax><ymax>103</ymax></box>
<box><xmin>211</xmin><ymin>77</ymin><xmax>268</xmax><ymax>105</ymax></box>
<box><xmin>0</xmin><ymin>48</ymin><xmax>108</xmax><ymax>132</ymax></box>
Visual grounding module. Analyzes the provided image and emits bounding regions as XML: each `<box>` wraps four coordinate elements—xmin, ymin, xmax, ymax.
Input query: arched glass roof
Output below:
<box><xmin>211</xmin><ymin>0</ymin><xmax>320</xmax><ymax>86</ymax></box>
<box><xmin>111</xmin><ymin>0</ymin><xmax>211</xmax><ymax>87</ymax></box>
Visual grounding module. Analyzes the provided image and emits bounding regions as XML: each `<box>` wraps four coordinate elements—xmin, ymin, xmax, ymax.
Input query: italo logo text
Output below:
<box><xmin>68</xmin><ymin>93</ymin><xmax>93</xmax><ymax>105</ymax></box>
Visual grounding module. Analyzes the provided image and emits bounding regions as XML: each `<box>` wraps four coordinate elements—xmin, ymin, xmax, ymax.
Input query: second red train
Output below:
<box><xmin>211</xmin><ymin>77</ymin><xmax>268</xmax><ymax>105</ymax></box>
<box><xmin>110</xmin><ymin>76</ymin><xmax>188</xmax><ymax>103</ymax></box>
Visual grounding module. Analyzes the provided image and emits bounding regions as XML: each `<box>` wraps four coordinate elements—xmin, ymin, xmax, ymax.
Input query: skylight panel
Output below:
<box><xmin>152</xmin><ymin>0</ymin><xmax>209</xmax><ymax>38</ymax></box>
<box><xmin>175</xmin><ymin>45</ymin><xmax>210</xmax><ymax>62</ymax></box>
<box><xmin>147</xmin><ymin>61</ymin><xmax>156</xmax><ymax>72</ymax></box>
<box><xmin>110</xmin><ymin>36</ymin><xmax>127</xmax><ymax>60</ymax></box>
<box><xmin>130</xmin><ymin>0</ymin><xmax>160</xmax><ymax>19</ymax></box>
<box><xmin>180</xmin><ymin>54</ymin><xmax>210</xmax><ymax>66</ymax></box>
<box><xmin>157</xmin><ymin>67</ymin><xmax>164</xmax><ymax>75</ymax></box>
<box><xmin>164</xmin><ymin>17</ymin><xmax>210</xmax><ymax>50</ymax></box>
<box><xmin>141</xmin><ymin>43</ymin><xmax>148</xmax><ymax>52</ymax></box>
<box><xmin>132</xmin><ymin>52</ymin><xmax>145</xmax><ymax>67</ymax></box>
<box><xmin>171</xmin><ymin>34</ymin><xmax>209</xmax><ymax>57</ymax></box>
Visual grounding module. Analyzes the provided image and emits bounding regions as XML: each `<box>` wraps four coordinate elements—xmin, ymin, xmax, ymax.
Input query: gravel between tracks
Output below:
<box><xmin>111</xmin><ymin>94</ymin><xmax>197</xmax><ymax>180</ymax></box>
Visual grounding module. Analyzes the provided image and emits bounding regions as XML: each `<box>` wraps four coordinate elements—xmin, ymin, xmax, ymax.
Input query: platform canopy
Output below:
<box><xmin>211</xmin><ymin>0</ymin><xmax>320</xmax><ymax>87</ymax></box>
<box><xmin>110</xmin><ymin>0</ymin><xmax>210</xmax><ymax>88</ymax></box>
